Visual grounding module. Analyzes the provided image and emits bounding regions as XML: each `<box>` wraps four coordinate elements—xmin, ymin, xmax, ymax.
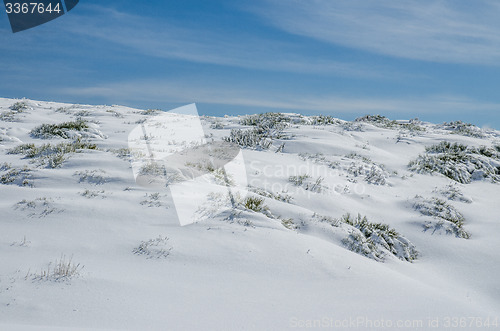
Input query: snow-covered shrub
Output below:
<box><xmin>0</xmin><ymin>162</ymin><xmax>11</xmax><ymax>171</ymax></box>
<box><xmin>226</xmin><ymin>113</ymin><xmax>290</xmax><ymax>149</ymax></box>
<box><xmin>248</xmin><ymin>186</ymin><xmax>293</xmax><ymax>203</ymax></box>
<box><xmin>29</xmin><ymin>255</ymin><xmax>83</xmax><ymax>282</ymax></box>
<box><xmin>105</xmin><ymin>109</ymin><xmax>124</xmax><ymax>118</ymax></box>
<box><xmin>81</xmin><ymin>189</ymin><xmax>106</xmax><ymax>199</ymax></box>
<box><xmin>10</xmin><ymin>101</ymin><xmax>29</xmax><ymax>112</ymax></box>
<box><xmin>223</xmin><ymin>128</ymin><xmax>273</xmax><ymax>149</ymax></box>
<box><xmin>289</xmin><ymin>174</ymin><xmax>324</xmax><ymax>193</ymax></box>
<box><xmin>408</xmin><ymin>141</ymin><xmax>500</xmax><ymax>183</ymax></box>
<box><xmin>30</xmin><ymin>119</ymin><xmax>89</xmax><ymax>139</ymax></box>
<box><xmin>412</xmin><ymin>196</ymin><xmax>470</xmax><ymax>239</ymax></box>
<box><xmin>342</xmin><ymin>232</ymin><xmax>384</xmax><ymax>261</ymax></box>
<box><xmin>345</xmin><ymin>153</ymin><xmax>389</xmax><ymax>185</ymax></box>
<box><xmin>300</xmin><ymin>115</ymin><xmax>340</xmax><ymax>126</ymax></box>
<box><xmin>30</xmin><ymin>119</ymin><xmax>106</xmax><ymax>139</ymax></box>
<box><xmin>133</xmin><ymin>236</ymin><xmax>172</xmax><ymax>259</ymax></box>
<box><xmin>74</xmin><ymin>169</ymin><xmax>109</xmax><ymax>185</ymax></box>
<box><xmin>111</xmin><ymin>147</ymin><xmax>131</xmax><ymax>160</ymax></box>
<box><xmin>440</xmin><ymin>121</ymin><xmax>486</xmax><ymax>138</ymax></box>
<box><xmin>15</xmin><ymin>197</ymin><xmax>60</xmax><ymax>218</ymax></box>
<box><xmin>141</xmin><ymin>192</ymin><xmax>168</xmax><ymax>208</ymax></box>
<box><xmin>0</xmin><ymin>166</ymin><xmax>33</xmax><ymax>187</ymax></box>
<box><xmin>243</xmin><ymin>196</ymin><xmax>265</xmax><ymax>212</ymax></box>
<box><xmin>8</xmin><ymin>139</ymin><xmax>97</xmax><ymax>168</ymax></box>
<box><xmin>299</xmin><ymin>153</ymin><xmax>340</xmax><ymax>169</ymax></box>
<box><xmin>281</xmin><ymin>218</ymin><xmax>297</xmax><ymax>230</ymax></box>
<box><xmin>239</xmin><ymin>112</ymin><xmax>290</xmax><ymax>129</ymax></box>
<box><xmin>138</xmin><ymin>108</ymin><xmax>160</xmax><ymax>116</ymax></box>
<box><xmin>0</xmin><ymin>102</ymin><xmax>29</xmax><ymax>122</ymax></box>
<box><xmin>433</xmin><ymin>183</ymin><xmax>472</xmax><ymax>203</ymax></box>
<box><xmin>339</xmin><ymin>213</ymin><xmax>419</xmax><ymax>262</ymax></box>
<box><xmin>355</xmin><ymin>115</ymin><xmax>425</xmax><ymax>132</ymax></box>
<box><xmin>209</xmin><ymin>118</ymin><xmax>225</xmax><ymax>129</ymax></box>
<box><xmin>355</xmin><ymin>115</ymin><xmax>399</xmax><ymax>129</ymax></box>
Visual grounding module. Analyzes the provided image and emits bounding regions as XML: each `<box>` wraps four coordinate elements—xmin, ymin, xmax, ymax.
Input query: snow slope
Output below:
<box><xmin>0</xmin><ymin>98</ymin><xmax>499</xmax><ymax>330</ymax></box>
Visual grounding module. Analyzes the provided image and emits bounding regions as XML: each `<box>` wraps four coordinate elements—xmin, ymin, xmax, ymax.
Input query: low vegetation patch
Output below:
<box><xmin>338</xmin><ymin>213</ymin><xmax>418</xmax><ymax>262</ymax></box>
<box><xmin>74</xmin><ymin>169</ymin><xmax>109</xmax><ymax>185</ymax></box>
<box><xmin>440</xmin><ymin>121</ymin><xmax>486</xmax><ymax>138</ymax></box>
<box><xmin>345</xmin><ymin>153</ymin><xmax>388</xmax><ymax>185</ymax></box>
<box><xmin>248</xmin><ymin>186</ymin><xmax>293</xmax><ymax>203</ymax></box>
<box><xmin>408</xmin><ymin>141</ymin><xmax>500</xmax><ymax>183</ymax></box>
<box><xmin>243</xmin><ymin>196</ymin><xmax>265</xmax><ymax>212</ymax></box>
<box><xmin>15</xmin><ymin>197</ymin><xmax>61</xmax><ymax>218</ymax></box>
<box><xmin>412</xmin><ymin>196</ymin><xmax>470</xmax><ymax>239</ymax></box>
<box><xmin>224</xmin><ymin>128</ymin><xmax>273</xmax><ymax>149</ymax></box>
<box><xmin>0</xmin><ymin>101</ymin><xmax>29</xmax><ymax>122</ymax></box>
<box><xmin>355</xmin><ymin>115</ymin><xmax>425</xmax><ymax>133</ymax></box>
<box><xmin>28</xmin><ymin>255</ymin><xmax>83</xmax><ymax>282</ymax></box>
<box><xmin>133</xmin><ymin>236</ymin><xmax>172</xmax><ymax>259</ymax></box>
<box><xmin>289</xmin><ymin>174</ymin><xmax>324</xmax><ymax>193</ymax></box>
<box><xmin>8</xmin><ymin>139</ymin><xmax>97</xmax><ymax>168</ymax></box>
<box><xmin>226</xmin><ymin>112</ymin><xmax>290</xmax><ymax>149</ymax></box>
<box><xmin>0</xmin><ymin>165</ymin><xmax>33</xmax><ymax>187</ymax></box>
<box><xmin>300</xmin><ymin>114</ymin><xmax>340</xmax><ymax>126</ymax></box>
<box><xmin>30</xmin><ymin>119</ymin><xmax>89</xmax><ymax>139</ymax></box>
<box><xmin>433</xmin><ymin>183</ymin><xmax>472</xmax><ymax>203</ymax></box>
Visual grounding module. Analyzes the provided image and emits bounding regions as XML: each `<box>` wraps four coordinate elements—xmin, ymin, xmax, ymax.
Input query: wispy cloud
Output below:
<box><xmin>55</xmin><ymin>5</ymin><xmax>389</xmax><ymax>78</ymax></box>
<box><xmin>251</xmin><ymin>0</ymin><xmax>500</xmax><ymax>65</ymax></box>
<box><xmin>60</xmin><ymin>78</ymin><xmax>500</xmax><ymax>117</ymax></box>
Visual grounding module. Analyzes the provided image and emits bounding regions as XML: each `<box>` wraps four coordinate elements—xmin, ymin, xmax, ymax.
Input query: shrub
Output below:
<box><xmin>346</xmin><ymin>154</ymin><xmax>388</xmax><ymax>185</ymax></box>
<box><xmin>223</xmin><ymin>128</ymin><xmax>273</xmax><ymax>149</ymax></box>
<box><xmin>288</xmin><ymin>174</ymin><xmax>311</xmax><ymax>186</ymax></box>
<box><xmin>140</xmin><ymin>192</ymin><xmax>165</xmax><ymax>207</ymax></box>
<box><xmin>248</xmin><ymin>186</ymin><xmax>293</xmax><ymax>203</ymax></box>
<box><xmin>74</xmin><ymin>169</ymin><xmax>108</xmax><ymax>185</ymax></box>
<box><xmin>338</xmin><ymin>213</ymin><xmax>418</xmax><ymax>262</ymax></box>
<box><xmin>8</xmin><ymin>139</ymin><xmax>97</xmax><ymax>168</ymax></box>
<box><xmin>441</xmin><ymin>121</ymin><xmax>486</xmax><ymax>138</ymax></box>
<box><xmin>239</xmin><ymin>112</ymin><xmax>290</xmax><ymax>129</ymax></box>
<box><xmin>281</xmin><ymin>218</ymin><xmax>296</xmax><ymax>229</ymax></box>
<box><xmin>300</xmin><ymin>115</ymin><xmax>340</xmax><ymax>126</ymax></box>
<box><xmin>30</xmin><ymin>119</ymin><xmax>89</xmax><ymax>139</ymax></box>
<box><xmin>10</xmin><ymin>101</ymin><xmax>29</xmax><ymax>112</ymax></box>
<box><xmin>408</xmin><ymin>141</ymin><xmax>500</xmax><ymax>183</ymax></box>
<box><xmin>288</xmin><ymin>174</ymin><xmax>324</xmax><ymax>193</ymax></box>
<box><xmin>81</xmin><ymin>189</ymin><xmax>106</xmax><ymax>199</ymax></box>
<box><xmin>15</xmin><ymin>197</ymin><xmax>60</xmax><ymax>218</ymax></box>
<box><xmin>243</xmin><ymin>196</ymin><xmax>265</xmax><ymax>212</ymax></box>
<box><xmin>433</xmin><ymin>184</ymin><xmax>472</xmax><ymax>203</ymax></box>
<box><xmin>355</xmin><ymin>115</ymin><xmax>425</xmax><ymax>132</ymax></box>
<box><xmin>0</xmin><ymin>166</ymin><xmax>33</xmax><ymax>187</ymax></box>
<box><xmin>0</xmin><ymin>101</ymin><xmax>28</xmax><ymax>121</ymax></box>
<box><xmin>227</xmin><ymin>112</ymin><xmax>289</xmax><ymax>149</ymax></box>
<box><xmin>29</xmin><ymin>255</ymin><xmax>83</xmax><ymax>281</ymax></box>
<box><xmin>412</xmin><ymin>196</ymin><xmax>470</xmax><ymax>239</ymax></box>
<box><xmin>138</xmin><ymin>109</ymin><xmax>160</xmax><ymax>116</ymax></box>
<box><xmin>133</xmin><ymin>236</ymin><xmax>172</xmax><ymax>258</ymax></box>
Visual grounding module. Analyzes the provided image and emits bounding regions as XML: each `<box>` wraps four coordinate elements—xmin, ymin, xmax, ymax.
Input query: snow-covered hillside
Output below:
<box><xmin>1</xmin><ymin>98</ymin><xmax>499</xmax><ymax>330</ymax></box>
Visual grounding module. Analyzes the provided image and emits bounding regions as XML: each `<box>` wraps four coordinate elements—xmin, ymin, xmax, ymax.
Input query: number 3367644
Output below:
<box><xmin>5</xmin><ymin>2</ymin><xmax>61</xmax><ymax>14</ymax></box>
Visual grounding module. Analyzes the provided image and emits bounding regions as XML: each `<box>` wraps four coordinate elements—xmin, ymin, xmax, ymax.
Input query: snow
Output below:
<box><xmin>0</xmin><ymin>97</ymin><xmax>499</xmax><ymax>330</ymax></box>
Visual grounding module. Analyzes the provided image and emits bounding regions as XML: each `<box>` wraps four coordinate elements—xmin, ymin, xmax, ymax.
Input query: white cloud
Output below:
<box><xmin>252</xmin><ymin>0</ymin><xmax>500</xmax><ymax>64</ymax></box>
<box><xmin>57</xmin><ymin>5</ymin><xmax>388</xmax><ymax>78</ymax></box>
<box><xmin>60</xmin><ymin>79</ymin><xmax>500</xmax><ymax>116</ymax></box>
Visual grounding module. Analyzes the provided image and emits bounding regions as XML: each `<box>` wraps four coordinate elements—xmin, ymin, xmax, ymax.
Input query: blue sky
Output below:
<box><xmin>1</xmin><ymin>0</ymin><xmax>500</xmax><ymax>128</ymax></box>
